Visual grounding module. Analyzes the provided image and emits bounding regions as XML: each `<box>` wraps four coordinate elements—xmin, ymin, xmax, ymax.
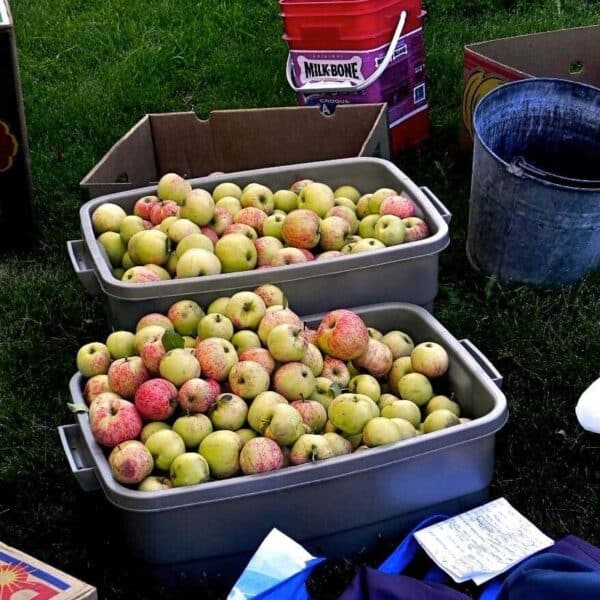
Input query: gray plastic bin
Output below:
<box><xmin>68</xmin><ymin>158</ymin><xmax>451</xmax><ymax>327</ymax></box>
<box><xmin>59</xmin><ymin>303</ymin><xmax>506</xmax><ymax>576</ymax></box>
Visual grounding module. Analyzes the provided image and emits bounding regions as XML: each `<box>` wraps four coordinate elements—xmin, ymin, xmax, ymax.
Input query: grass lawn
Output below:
<box><xmin>2</xmin><ymin>0</ymin><xmax>600</xmax><ymax>597</ymax></box>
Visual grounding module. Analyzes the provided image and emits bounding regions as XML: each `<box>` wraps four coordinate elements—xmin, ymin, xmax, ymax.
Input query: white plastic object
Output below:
<box><xmin>576</xmin><ymin>377</ymin><xmax>600</xmax><ymax>434</ymax></box>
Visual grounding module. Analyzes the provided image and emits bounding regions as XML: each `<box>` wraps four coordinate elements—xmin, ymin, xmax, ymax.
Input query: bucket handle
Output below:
<box><xmin>285</xmin><ymin>10</ymin><xmax>407</xmax><ymax>94</ymax></box>
<box><xmin>509</xmin><ymin>156</ymin><xmax>600</xmax><ymax>189</ymax></box>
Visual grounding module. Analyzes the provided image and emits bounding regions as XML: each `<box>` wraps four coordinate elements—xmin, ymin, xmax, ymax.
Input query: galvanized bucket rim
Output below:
<box><xmin>473</xmin><ymin>77</ymin><xmax>600</xmax><ymax>193</ymax></box>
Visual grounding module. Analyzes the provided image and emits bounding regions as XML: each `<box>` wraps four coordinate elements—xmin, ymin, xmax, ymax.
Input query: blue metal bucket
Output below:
<box><xmin>467</xmin><ymin>78</ymin><xmax>600</xmax><ymax>286</ymax></box>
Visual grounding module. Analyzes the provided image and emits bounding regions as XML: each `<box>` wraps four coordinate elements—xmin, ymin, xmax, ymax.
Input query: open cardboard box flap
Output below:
<box><xmin>81</xmin><ymin>104</ymin><xmax>390</xmax><ymax>198</ymax></box>
<box><xmin>461</xmin><ymin>24</ymin><xmax>600</xmax><ymax>146</ymax></box>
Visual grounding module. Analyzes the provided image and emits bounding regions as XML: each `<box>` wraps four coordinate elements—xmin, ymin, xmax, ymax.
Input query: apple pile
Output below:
<box><xmin>90</xmin><ymin>173</ymin><xmax>432</xmax><ymax>283</ymax></box>
<box><xmin>75</xmin><ymin>285</ymin><xmax>468</xmax><ymax>490</ymax></box>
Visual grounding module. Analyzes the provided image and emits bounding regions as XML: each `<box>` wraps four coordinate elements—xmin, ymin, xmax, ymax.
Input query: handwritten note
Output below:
<box><xmin>414</xmin><ymin>498</ymin><xmax>554</xmax><ymax>585</ymax></box>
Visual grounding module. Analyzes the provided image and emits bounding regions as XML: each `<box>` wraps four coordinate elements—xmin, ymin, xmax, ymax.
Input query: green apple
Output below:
<box><xmin>167</xmin><ymin>299</ymin><xmax>205</xmax><ymax>336</ymax></box>
<box><xmin>213</xmin><ymin>182</ymin><xmax>242</xmax><ymax>201</ymax></box>
<box><xmin>138</xmin><ymin>475</ymin><xmax>172</xmax><ymax>492</ymax></box>
<box><xmin>322</xmin><ymin>432</ymin><xmax>353</xmax><ymax>456</ymax></box>
<box><xmin>228</xmin><ymin>361</ymin><xmax>270</xmax><ymax>400</ymax></box>
<box><xmin>388</xmin><ymin>356</ymin><xmax>413</xmax><ymax>393</ymax></box>
<box><xmin>208</xmin><ymin>393</ymin><xmax>248</xmax><ymax>430</ymax></box>
<box><xmin>328</xmin><ymin>393</ymin><xmax>378</xmax><ymax>434</ymax></box>
<box><xmin>398</xmin><ymin>373</ymin><xmax>433</xmax><ymax>406</ymax></box>
<box><xmin>158</xmin><ymin>215</ymin><xmax>179</xmax><ymax>234</ymax></box>
<box><xmin>351</xmin><ymin>238</ymin><xmax>385</xmax><ymax>253</ymax></box>
<box><xmin>106</xmin><ymin>330</ymin><xmax>136</xmax><ymax>359</ymax></box>
<box><xmin>172</xmin><ymin>414</ymin><xmax>213</xmax><ymax>449</ymax></box>
<box><xmin>121</xmin><ymin>251</ymin><xmax>135</xmax><ymax>270</ymax></box>
<box><xmin>128</xmin><ymin>229</ymin><xmax>170</xmax><ymax>266</ymax></box>
<box><xmin>356</xmin><ymin>194</ymin><xmax>372</xmax><ymax>219</ymax></box>
<box><xmin>113</xmin><ymin>267</ymin><xmax>125</xmax><ymax>279</ymax></box>
<box><xmin>170</xmin><ymin>452</ymin><xmax>210</xmax><ymax>486</ymax></box>
<box><xmin>145</xmin><ymin>264</ymin><xmax>171</xmax><ymax>280</ymax></box>
<box><xmin>368</xmin><ymin>188</ymin><xmax>396</xmax><ymax>213</ymax></box>
<box><xmin>302</xmin><ymin>343</ymin><xmax>324</xmax><ymax>377</ymax></box>
<box><xmin>240</xmin><ymin>183</ymin><xmax>274</xmax><ymax>214</ymax></box>
<box><xmin>389</xmin><ymin>418</ymin><xmax>418</xmax><ymax>439</ymax></box>
<box><xmin>119</xmin><ymin>215</ymin><xmax>147</xmax><ymax>244</ymax></box>
<box><xmin>326</xmin><ymin>205</ymin><xmax>359</xmax><ymax>233</ymax></box>
<box><xmin>309</xmin><ymin>377</ymin><xmax>337</xmax><ymax>410</ymax></box>
<box><xmin>273</xmin><ymin>189</ymin><xmax>299</xmax><ymax>213</ymax></box>
<box><xmin>167</xmin><ymin>218</ymin><xmax>201</xmax><ymax>244</ymax></box>
<box><xmin>334</xmin><ymin>197</ymin><xmax>357</xmax><ymax>210</ymax></box>
<box><xmin>290</xmin><ymin>434</ymin><xmax>334</xmax><ymax>465</ymax></box>
<box><xmin>425</xmin><ymin>395</ymin><xmax>461</xmax><ymax>417</ymax></box>
<box><xmin>207</xmin><ymin>296</ymin><xmax>230</xmax><ymax>314</ymax></box>
<box><xmin>358</xmin><ymin>214</ymin><xmax>380</xmax><ymax>238</ymax></box>
<box><xmin>175</xmin><ymin>233</ymin><xmax>214</xmax><ymax>258</ymax></box>
<box><xmin>216</xmin><ymin>196</ymin><xmax>242</xmax><ymax>217</ymax></box>
<box><xmin>374</xmin><ymin>215</ymin><xmax>406</xmax><ymax>246</ymax></box>
<box><xmin>231</xmin><ymin>330</ymin><xmax>261</xmax><ymax>354</ymax></box>
<box><xmin>235</xmin><ymin>428</ymin><xmax>258</xmax><ymax>446</ymax></box>
<box><xmin>225</xmin><ymin>291</ymin><xmax>266</xmax><ymax>330</ymax></box>
<box><xmin>141</xmin><ymin>421</ymin><xmax>171</xmax><ymax>444</ymax></box>
<box><xmin>362</xmin><ymin>417</ymin><xmax>402</xmax><ymax>447</ymax></box>
<box><xmin>92</xmin><ymin>203</ymin><xmax>127</xmax><ymax>234</ymax></box>
<box><xmin>263</xmin><ymin>404</ymin><xmax>305</xmax><ymax>446</ymax></box>
<box><xmin>215</xmin><ymin>233</ymin><xmax>257</xmax><ymax>273</ymax></box>
<box><xmin>157</xmin><ymin>173</ymin><xmax>192</xmax><ymax>205</ymax></box>
<box><xmin>378</xmin><ymin>393</ymin><xmax>400</xmax><ymax>410</ymax></box>
<box><xmin>253</xmin><ymin>284</ymin><xmax>287</xmax><ymax>309</ymax></box>
<box><xmin>267</xmin><ymin>324</ymin><xmax>307</xmax><ymax>362</ymax></box>
<box><xmin>368</xmin><ymin>327</ymin><xmax>383</xmax><ymax>340</ymax></box>
<box><xmin>382</xmin><ymin>331</ymin><xmax>414</xmax><ymax>359</ymax></box>
<box><xmin>411</xmin><ymin>342</ymin><xmax>449</xmax><ymax>378</ymax></box>
<box><xmin>334</xmin><ymin>185</ymin><xmax>360</xmax><ymax>204</ymax></box>
<box><xmin>348</xmin><ymin>374</ymin><xmax>381</xmax><ymax>402</ymax></box>
<box><xmin>134</xmin><ymin>325</ymin><xmax>166</xmax><ymax>353</ymax></box>
<box><xmin>98</xmin><ymin>232</ymin><xmax>126</xmax><ymax>267</ymax></box>
<box><xmin>198</xmin><ymin>313</ymin><xmax>234</xmax><ymax>340</ymax></box>
<box><xmin>181</xmin><ymin>189</ymin><xmax>215</xmax><ymax>225</ymax></box>
<box><xmin>381</xmin><ymin>400</ymin><xmax>421</xmax><ymax>427</ymax></box>
<box><xmin>319</xmin><ymin>216</ymin><xmax>352</xmax><ymax>251</ymax></box>
<box><xmin>199</xmin><ymin>430</ymin><xmax>242</xmax><ymax>478</ymax></box>
<box><xmin>166</xmin><ymin>251</ymin><xmax>178</xmax><ymax>275</ymax></box>
<box><xmin>159</xmin><ymin>348</ymin><xmax>201</xmax><ymax>386</ymax></box>
<box><xmin>247</xmin><ymin>391</ymin><xmax>288</xmax><ymax>432</ymax></box>
<box><xmin>145</xmin><ymin>429</ymin><xmax>186</xmax><ymax>470</ymax></box>
<box><xmin>176</xmin><ymin>248</ymin><xmax>222</xmax><ymax>278</ymax></box>
<box><xmin>298</xmin><ymin>182</ymin><xmax>335</xmax><ymax>217</ymax></box>
<box><xmin>262</xmin><ymin>213</ymin><xmax>285</xmax><ymax>240</ymax></box>
<box><xmin>76</xmin><ymin>342</ymin><xmax>111</xmax><ymax>377</ymax></box>
<box><xmin>423</xmin><ymin>409</ymin><xmax>460</xmax><ymax>433</ymax></box>
<box><xmin>273</xmin><ymin>362</ymin><xmax>316</xmax><ymax>402</ymax></box>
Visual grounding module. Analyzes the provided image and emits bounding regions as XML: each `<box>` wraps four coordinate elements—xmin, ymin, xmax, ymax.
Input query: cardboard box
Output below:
<box><xmin>0</xmin><ymin>0</ymin><xmax>34</xmax><ymax>248</ymax></box>
<box><xmin>80</xmin><ymin>104</ymin><xmax>390</xmax><ymax>198</ymax></box>
<box><xmin>461</xmin><ymin>24</ymin><xmax>600</xmax><ymax>146</ymax></box>
<box><xmin>0</xmin><ymin>541</ymin><xmax>97</xmax><ymax>599</ymax></box>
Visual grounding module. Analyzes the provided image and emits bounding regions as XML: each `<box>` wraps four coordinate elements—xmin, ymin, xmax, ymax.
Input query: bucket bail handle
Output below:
<box><xmin>509</xmin><ymin>156</ymin><xmax>600</xmax><ymax>189</ymax></box>
<box><xmin>286</xmin><ymin>10</ymin><xmax>407</xmax><ymax>94</ymax></box>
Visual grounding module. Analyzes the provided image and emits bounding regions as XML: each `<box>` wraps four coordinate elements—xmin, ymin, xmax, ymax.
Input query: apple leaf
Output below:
<box><xmin>67</xmin><ymin>402</ymin><xmax>88</xmax><ymax>414</ymax></box>
<box><xmin>330</xmin><ymin>382</ymin><xmax>343</xmax><ymax>397</ymax></box>
<box><xmin>162</xmin><ymin>329</ymin><xmax>185</xmax><ymax>351</ymax></box>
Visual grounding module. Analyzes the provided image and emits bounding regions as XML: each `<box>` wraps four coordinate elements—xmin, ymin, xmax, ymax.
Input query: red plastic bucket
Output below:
<box><xmin>280</xmin><ymin>0</ymin><xmax>422</xmax><ymax>51</ymax></box>
<box><xmin>284</xmin><ymin>9</ymin><xmax>430</xmax><ymax>153</ymax></box>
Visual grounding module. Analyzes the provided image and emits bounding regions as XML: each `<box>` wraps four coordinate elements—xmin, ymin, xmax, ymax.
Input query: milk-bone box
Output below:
<box><xmin>0</xmin><ymin>541</ymin><xmax>97</xmax><ymax>599</ymax></box>
<box><xmin>0</xmin><ymin>0</ymin><xmax>34</xmax><ymax>249</ymax></box>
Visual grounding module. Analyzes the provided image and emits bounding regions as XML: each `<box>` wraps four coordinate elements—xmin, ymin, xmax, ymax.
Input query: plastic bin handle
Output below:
<box><xmin>67</xmin><ymin>240</ymin><xmax>101</xmax><ymax>296</ymax></box>
<box><xmin>459</xmin><ymin>339</ymin><xmax>503</xmax><ymax>389</ymax></box>
<box><xmin>286</xmin><ymin>10</ymin><xmax>407</xmax><ymax>94</ymax></box>
<box><xmin>58</xmin><ymin>424</ymin><xmax>101</xmax><ymax>492</ymax></box>
<box><xmin>419</xmin><ymin>186</ymin><xmax>451</xmax><ymax>225</ymax></box>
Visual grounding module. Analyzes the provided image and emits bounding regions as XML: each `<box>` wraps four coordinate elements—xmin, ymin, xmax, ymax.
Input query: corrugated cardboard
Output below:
<box><xmin>0</xmin><ymin>541</ymin><xmax>97</xmax><ymax>599</ymax></box>
<box><xmin>0</xmin><ymin>0</ymin><xmax>34</xmax><ymax>248</ymax></box>
<box><xmin>461</xmin><ymin>24</ymin><xmax>600</xmax><ymax>147</ymax></box>
<box><xmin>81</xmin><ymin>104</ymin><xmax>390</xmax><ymax>198</ymax></box>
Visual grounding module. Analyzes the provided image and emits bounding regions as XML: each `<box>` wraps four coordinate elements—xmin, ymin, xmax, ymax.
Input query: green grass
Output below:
<box><xmin>1</xmin><ymin>0</ymin><xmax>600</xmax><ymax>597</ymax></box>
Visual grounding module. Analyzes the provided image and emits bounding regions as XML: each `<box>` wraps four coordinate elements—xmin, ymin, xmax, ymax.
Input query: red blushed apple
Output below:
<box><xmin>291</xmin><ymin>399</ymin><xmax>327</xmax><ymax>433</ymax></box>
<box><xmin>223</xmin><ymin>223</ymin><xmax>258</xmax><ymax>241</ymax></box>
<box><xmin>322</xmin><ymin>356</ymin><xmax>351</xmax><ymax>386</ymax></box>
<box><xmin>107</xmin><ymin>357</ymin><xmax>150</xmax><ymax>399</ymax></box>
<box><xmin>353</xmin><ymin>338</ymin><xmax>394</xmax><ymax>378</ymax></box>
<box><xmin>134</xmin><ymin>195</ymin><xmax>160</xmax><ymax>220</ymax></box>
<box><xmin>134</xmin><ymin>378</ymin><xmax>178</xmax><ymax>421</ymax></box>
<box><xmin>122</xmin><ymin>266</ymin><xmax>161</xmax><ymax>283</ymax></box>
<box><xmin>84</xmin><ymin>374</ymin><xmax>111</xmax><ymax>405</ymax></box>
<box><xmin>109</xmin><ymin>440</ymin><xmax>154</xmax><ymax>485</ymax></box>
<box><xmin>201</xmin><ymin>226</ymin><xmax>219</xmax><ymax>245</ymax></box>
<box><xmin>234</xmin><ymin>207</ymin><xmax>267</xmax><ymax>235</ymax></box>
<box><xmin>290</xmin><ymin>179</ymin><xmax>314</xmax><ymax>195</ymax></box>
<box><xmin>136</xmin><ymin>313</ymin><xmax>173</xmax><ymax>332</ymax></box>
<box><xmin>316</xmin><ymin>310</ymin><xmax>369</xmax><ymax>361</ymax></box>
<box><xmin>304</xmin><ymin>328</ymin><xmax>318</xmax><ymax>345</ymax></box>
<box><xmin>255</xmin><ymin>236</ymin><xmax>283</xmax><ymax>267</ymax></box>
<box><xmin>402</xmin><ymin>217</ymin><xmax>430</xmax><ymax>242</ymax></box>
<box><xmin>270</xmin><ymin>247</ymin><xmax>308</xmax><ymax>267</ymax></box>
<box><xmin>195</xmin><ymin>338</ymin><xmax>238</xmax><ymax>381</ymax></box>
<box><xmin>282</xmin><ymin>209</ymin><xmax>320</xmax><ymax>249</ymax></box>
<box><xmin>210</xmin><ymin>207</ymin><xmax>234</xmax><ymax>236</ymax></box>
<box><xmin>178</xmin><ymin>378</ymin><xmax>221</xmax><ymax>413</ymax></box>
<box><xmin>411</xmin><ymin>342</ymin><xmax>449</xmax><ymax>378</ymax></box>
<box><xmin>257</xmin><ymin>308</ymin><xmax>303</xmax><ymax>344</ymax></box>
<box><xmin>239</xmin><ymin>437</ymin><xmax>284</xmax><ymax>475</ymax></box>
<box><xmin>239</xmin><ymin>348</ymin><xmax>276</xmax><ymax>375</ymax></box>
<box><xmin>150</xmin><ymin>201</ymin><xmax>180</xmax><ymax>225</ymax></box>
<box><xmin>316</xmin><ymin>250</ymin><xmax>343</xmax><ymax>260</ymax></box>
<box><xmin>299</xmin><ymin>249</ymin><xmax>315</xmax><ymax>261</ymax></box>
<box><xmin>379</xmin><ymin>193</ymin><xmax>416</xmax><ymax>219</ymax></box>
<box><xmin>89</xmin><ymin>394</ymin><xmax>143</xmax><ymax>448</ymax></box>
